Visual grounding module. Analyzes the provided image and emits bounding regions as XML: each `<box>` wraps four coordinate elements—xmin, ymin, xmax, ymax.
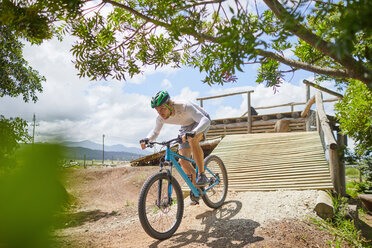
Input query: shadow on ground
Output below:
<box><xmin>150</xmin><ymin>200</ymin><xmax>264</xmax><ymax>248</ymax></box>
<box><xmin>55</xmin><ymin>210</ymin><xmax>120</xmax><ymax>228</ymax></box>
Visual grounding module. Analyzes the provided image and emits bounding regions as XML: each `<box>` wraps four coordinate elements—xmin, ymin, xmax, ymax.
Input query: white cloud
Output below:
<box><xmin>161</xmin><ymin>79</ymin><xmax>173</xmax><ymax>89</ymax></box>
<box><xmin>214</xmin><ymin>105</ymin><xmax>243</xmax><ymax>119</ymax></box>
<box><xmin>173</xmin><ymin>87</ymin><xmax>200</xmax><ymax>103</ymax></box>
<box><xmin>125</xmin><ymin>65</ymin><xmax>180</xmax><ymax>85</ymax></box>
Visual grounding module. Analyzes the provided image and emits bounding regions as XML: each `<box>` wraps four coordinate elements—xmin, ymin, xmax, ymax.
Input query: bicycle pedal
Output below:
<box><xmin>190</xmin><ymin>191</ymin><xmax>200</xmax><ymax>205</ymax></box>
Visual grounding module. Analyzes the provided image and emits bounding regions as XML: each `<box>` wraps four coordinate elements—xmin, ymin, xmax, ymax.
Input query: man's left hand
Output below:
<box><xmin>182</xmin><ymin>131</ymin><xmax>196</xmax><ymax>143</ymax></box>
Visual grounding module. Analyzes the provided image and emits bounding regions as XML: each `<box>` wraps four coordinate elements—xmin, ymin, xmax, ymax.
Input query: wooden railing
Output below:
<box><xmin>301</xmin><ymin>87</ymin><xmax>345</xmax><ymax>196</ymax></box>
<box><xmin>197</xmin><ymin>90</ymin><xmax>254</xmax><ymax>132</ymax></box>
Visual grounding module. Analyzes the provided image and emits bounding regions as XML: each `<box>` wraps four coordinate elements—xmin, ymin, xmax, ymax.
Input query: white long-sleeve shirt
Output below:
<box><xmin>146</xmin><ymin>100</ymin><xmax>210</xmax><ymax>141</ymax></box>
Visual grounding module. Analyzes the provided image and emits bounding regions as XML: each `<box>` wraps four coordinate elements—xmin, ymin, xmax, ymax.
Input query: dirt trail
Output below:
<box><xmin>54</xmin><ymin>166</ymin><xmax>353</xmax><ymax>248</ymax></box>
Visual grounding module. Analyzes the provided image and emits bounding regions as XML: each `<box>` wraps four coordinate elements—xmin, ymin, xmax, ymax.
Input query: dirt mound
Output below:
<box><xmin>62</xmin><ymin>165</ymin><xmax>159</xmax><ymax>211</ymax></box>
<box><xmin>55</xmin><ymin>166</ymin><xmax>354</xmax><ymax>248</ymax></box>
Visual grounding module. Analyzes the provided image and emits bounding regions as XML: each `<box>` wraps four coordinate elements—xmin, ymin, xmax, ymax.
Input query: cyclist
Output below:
<box><xmin>140</xmin><ymin>90</ymin><xmax>211</xmax><ymax>202</ymax></box>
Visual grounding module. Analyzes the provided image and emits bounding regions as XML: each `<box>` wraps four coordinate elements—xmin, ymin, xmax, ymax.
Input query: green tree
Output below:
<box><xmin>1</xmin><ymin>0</ymin><xmax>371</xmax><ymax>87</ymax></box>
<box><xmin>0</xmin><ymin>0</ymin><xmax>83</xmax><ymax>102</ymax></box>
<box><xmin>335</xmin><ymin>80</ymin><xmax>372</xmax><ymax>154</ymax></box>
<box><xmin>0</xmin><ymin>115</ymin><xmax>30</xmax><ymax>166</ymax></box>
<box><xmin>0</xmin><ymin>0</ymin><xmax>83</xmax><ymax>162</ymax></box>
<box><xmin>59</xmin><ymin>0</ymin><xmax>371</xmax><ymax>89</ymax></box>
<box><xmin>0</xmin><ymin>24</ymin><xmax>44</xmax><ymax>102</ymax></box>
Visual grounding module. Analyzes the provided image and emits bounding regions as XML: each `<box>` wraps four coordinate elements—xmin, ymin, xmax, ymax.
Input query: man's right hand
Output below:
<box><xmin>139</xmin><ymin>138</ymin><xmax>149</xmax><ymax>150</ymax></box>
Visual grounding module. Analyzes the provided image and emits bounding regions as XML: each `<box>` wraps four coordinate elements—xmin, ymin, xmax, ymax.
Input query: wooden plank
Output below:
<box><xmin>303</xmin><ymin>80</ymin><xmax>344</xmax><ymax>98</ymax></box>
<box><xmin>197</xmin><ymin>90</ymin><xmax>254</xmax><ymax>101</ymax></box>
<box><xmin>316</xmin><ymin>91</ymin><xmax>337</xmax><ymax>149</ymax></box>
<box><xmin>207</xmin><ymin>131</ymin><xmax>333</xmax><ymax>191</ymax></box>
<box><xmin>301</xmin><ymin>95</ymin><xmax>316</xmax><ymax>117</ymax></box>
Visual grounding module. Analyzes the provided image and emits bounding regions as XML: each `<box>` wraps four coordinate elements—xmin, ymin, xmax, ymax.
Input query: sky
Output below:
<box><xmin>0</xmin><ymin>0</ymin><xmax>348</xmax><ymax>150</ymax></box>
<box><xmin>0</xmin><ymin>35</ymin><xmax>344</xmax><ymax>149</ymax></box>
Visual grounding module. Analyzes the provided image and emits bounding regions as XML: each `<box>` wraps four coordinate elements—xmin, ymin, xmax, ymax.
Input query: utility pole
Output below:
<box><xmin>31</xmin><ymin>113</ymin><xmax>39</xmax><ymax>145</ymax></box>
<box><xmin>102</xmin><ymin>134</ymin><xmax>105</xmax><ymax>165</ymax></box>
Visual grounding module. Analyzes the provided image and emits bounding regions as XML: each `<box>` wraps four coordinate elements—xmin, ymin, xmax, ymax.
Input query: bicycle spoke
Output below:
<box><xmin>205</xmin><ymin>160</ymin><xmax>224</xmax><ymax>202</ymax></box>
<box><xmin>144</xmin><ymin>178</ymin><xmax>179</xmax><ymax>233</ymax></box>
<box><xmin>202</xmin><ymin>155</ymin><xmax>228</xmax><ymax>209</ymax></box>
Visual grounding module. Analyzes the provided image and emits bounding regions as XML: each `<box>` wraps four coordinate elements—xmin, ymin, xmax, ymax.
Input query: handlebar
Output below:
<box><xmin>143</xmin><ymin>132</ymin><xmax>196</xmax><ymax>148</ymax></box>
<box><xmin>146</xmin><ymin>136</ymin><xmax>182</xmax><ymax>148</ymax></box>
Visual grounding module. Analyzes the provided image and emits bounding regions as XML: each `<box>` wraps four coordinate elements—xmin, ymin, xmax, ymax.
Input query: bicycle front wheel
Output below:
<box><xmin>138</xmin><ymin>172</ymin><xmax>184</xmax><ymax>240</ymax></box>
<box><xmin>202</xmin><ymin>155</ymin><xmax>228</xmax><ymax>209</ymax></box>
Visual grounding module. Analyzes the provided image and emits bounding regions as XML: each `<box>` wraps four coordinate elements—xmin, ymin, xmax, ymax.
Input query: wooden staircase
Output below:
<box><xmin>211</xmin><ymin>131</ymin><xmax>333</xmax><ymax>191</ymax></box>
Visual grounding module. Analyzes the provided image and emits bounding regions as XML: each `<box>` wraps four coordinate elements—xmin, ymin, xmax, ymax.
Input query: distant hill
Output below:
<box><xmin>63</xmin><ymin>146</ymin><xmax>143</xmax><ymax>161</ymax></box>
<box><xmin>63</xmin><ymin>140</ymin><xmax>150</xmax><ymax>156</ymax></box>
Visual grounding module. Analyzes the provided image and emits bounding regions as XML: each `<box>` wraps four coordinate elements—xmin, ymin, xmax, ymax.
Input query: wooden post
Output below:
<box><xmin>306</xmin><ymin>84</ymin><xmax>310</xmax><ymax>102</ymax></box>
<box><xmin>290</xmin><ymin>104</ymin><xmax>294</xmax><ymax>112</ymax></box>
<box><xmin>84</xmin><ymin>154</ymin><xmax>86</xmax><ymax>168</ymax></box>
<box><xmin>329</xmin><ymin>149</ymin><xmax>342</xmax><ymax>195</ymax></box>
<box><xmin>302</xmin><ymin>95</ymin><xmax>316</xmax><ymax>131</ymax></box>
<box><xmin>199</xmin><ymin>99</ymin><xmax>203</xmax><ymax>108</ymax></box>
<box><xmin>301</xmin><ymin>85</ymin><xmax>315</xmax><ymax>131</ymax></box>
<box><xmin>337</xmin><ymin>132</ymin><xmax>346</xmax><ymax>196</ymax></box>
<box><xmin>315</xmin><ymin>92</ymin><xmax>337</xmax><ymax>150</ymax></box>
<box><xmin>247</xmin><ymin>91</ymin><xmax>252</xmax><ymax>133</ymax></box>
<box><xmin>102</xmin><ymin>134</ymin><xmax>105</xmax><ymax>165</ymax></box>
<box><xmin>316</xmin><ymin>112</ymin><xmax>320</xmax><ymax>133</ymax></box>
<box><xmin>305</xmin><ymin>113</ymin><xmax>310</xmax><ymax>131</ymax></box>
<box><xmin>315</xmin><ymin>91</ymin><xmax>342</xmax><ymax>195</ymax></box>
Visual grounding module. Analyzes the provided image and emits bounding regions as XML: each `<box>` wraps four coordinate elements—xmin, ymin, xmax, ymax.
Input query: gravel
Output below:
<box><xmin>216</xmin><ymin>190</ymin><xmax>320</xmax><ymax>225</ymax></box>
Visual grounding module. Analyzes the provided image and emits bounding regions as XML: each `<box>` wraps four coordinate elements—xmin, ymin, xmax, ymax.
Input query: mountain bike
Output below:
<box><xmin>138</xmin><ymin>135</ymin><xmax>228</xmax><ymax>240</ymax></box>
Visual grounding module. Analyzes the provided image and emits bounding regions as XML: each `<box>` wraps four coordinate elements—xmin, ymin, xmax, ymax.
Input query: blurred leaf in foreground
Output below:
<box><xmin>0</xmin><ymin>144</ymin><xmax>67</xmax><ymax>248</ymax></box>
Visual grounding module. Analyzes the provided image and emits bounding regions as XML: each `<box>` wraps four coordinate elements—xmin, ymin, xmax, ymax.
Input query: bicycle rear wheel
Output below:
<box><xmin>202</xmin><ymin>155</ymin><xmax>228</xmax><ymax>209</ymax></box>
<box><xmin>138</xmin><ymin>172</ymin><xmax>184</xmax><ymax>240</ymax></box>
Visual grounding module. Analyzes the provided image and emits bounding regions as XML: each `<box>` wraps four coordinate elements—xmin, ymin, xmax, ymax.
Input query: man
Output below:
<box><xmin>140</xmin><ymin>90</ymin><xmax>211</xmax><ymax>202</ymax></box>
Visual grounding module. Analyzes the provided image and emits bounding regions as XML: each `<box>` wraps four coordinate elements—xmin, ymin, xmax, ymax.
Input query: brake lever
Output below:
<box><xmin>185</xmin><ymin>132</ymin><xmax>195</xmax><ymax>138</ymax></box>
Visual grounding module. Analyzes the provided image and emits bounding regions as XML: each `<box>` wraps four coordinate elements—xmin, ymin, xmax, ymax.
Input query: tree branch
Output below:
<box><xmin>205</xmin><ymin>3</ymin><xmax>221</xmax><ymax>35</ymax></box>
<box><xmin>102</xmin><ymin>0</ymin><xmax>371</xmax><ymax>87</ymax></box>
<box><xmin>262</xmin><ymin>0</ymin><xmax>372</xmax><ymax>87</ymax></box>
<box><xmin>102</xmin><ymin>0</ymin><xmax>212</xmax><ymax>42</ymax></box>
<box><xmin>257</xmin><ymin>49</ymin><xmax>350</xmax><ymax>79</ymax></box>
<box><xmin>182</xmin><ymin>0</ymin><xmax>226</xmax><ymax>9</ymax></box>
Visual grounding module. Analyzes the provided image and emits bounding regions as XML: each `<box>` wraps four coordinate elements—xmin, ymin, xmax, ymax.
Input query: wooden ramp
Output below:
<box><xmin>211</xmin><ymin>131</ymin><xmax>333</xmax><ymax>191</ymax></box>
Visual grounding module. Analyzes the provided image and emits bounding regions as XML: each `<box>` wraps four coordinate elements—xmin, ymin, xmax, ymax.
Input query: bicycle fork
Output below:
<box><xmin>156</xmin><ymin>163</ymin><xmax>173</xmax><ymax>208</ymax></box>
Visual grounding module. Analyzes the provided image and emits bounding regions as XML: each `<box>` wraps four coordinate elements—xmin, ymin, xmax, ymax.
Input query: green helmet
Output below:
<box><xmin>151</xmin><ymin>90</ymin><xmax>170</xmax><ymax>108</ymax></box>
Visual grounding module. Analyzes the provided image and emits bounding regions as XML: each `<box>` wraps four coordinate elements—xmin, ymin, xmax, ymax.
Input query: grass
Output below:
<box><xmin>346</xmin><ymin>180</ymin><xmax>372</xmax><ymax>198</ymax></box>
<box><xmin>310</xmin><ymin>193</ymin><xmax>370</xmax><ymax>248</ymax></box>
<box><xmin>311</xmin><ymin>217</ymin><xmax>366</xmax><ymax>248</ymax></box>
<box><xmin>345</xmin><ymin>166</ymin><xmax>371</xmax><ymax>198</ymax></box>
<box><xmin>125</xmin><ymin>200</ymin><xmax>134</xmax><ymax>207</ymax></box>
<box><xmin>345</xmin><ymin>167</ymin><xmax>360</xmax><ymax>179</ymax></box>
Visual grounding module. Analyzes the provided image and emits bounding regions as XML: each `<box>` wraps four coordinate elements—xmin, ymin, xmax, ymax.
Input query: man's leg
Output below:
<box><xmin>187</xmin><ymin>132</ymin><xmax>205</xmax><ymax>174</ymax></box>
<box><xmin>178</xmin><ymin>148</ymin><xmax>195</xmax><ymax>184</ymax></box>
<box><xmin>179</xmin><ymin>147</ymin><xmax>200</xmax><ymax>205</ymax></box>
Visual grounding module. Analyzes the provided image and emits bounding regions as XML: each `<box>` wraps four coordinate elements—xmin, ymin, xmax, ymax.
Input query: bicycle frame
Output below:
<box><xmin>164</xmin><ymin>146</ymin><xmax>220</xmax><ymax>198</ymax></box>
